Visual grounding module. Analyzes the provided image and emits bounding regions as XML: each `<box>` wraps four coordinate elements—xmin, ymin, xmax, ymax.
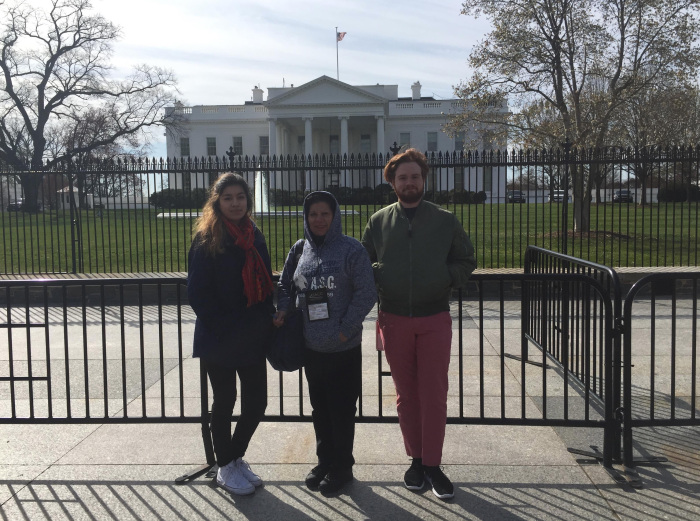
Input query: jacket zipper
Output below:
<box><xmin>407</xmin><ymin>215</ymin><xmax>413</xmax><ymax>317</ymax></box>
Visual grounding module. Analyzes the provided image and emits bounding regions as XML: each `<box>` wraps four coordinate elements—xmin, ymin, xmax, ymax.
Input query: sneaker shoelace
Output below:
<box><xmin>238</xmin><ymin>458</ymin><xmax>261</xmax><ymax>483</ymax></box>
<box><xmin>238</xmin><ymin>459</ymin><xmax>253</xmax><ymax>476</ymax></box>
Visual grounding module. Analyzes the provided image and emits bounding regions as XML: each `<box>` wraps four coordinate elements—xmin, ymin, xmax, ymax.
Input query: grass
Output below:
<box><xmin>1</xmin><ymin>201</ymin><xmax>698</xmax><ymax>274</ymax></box>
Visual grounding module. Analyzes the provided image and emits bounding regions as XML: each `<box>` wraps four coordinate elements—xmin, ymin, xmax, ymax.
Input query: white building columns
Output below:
<box><xmin>277</xmin><ymin>124</ymin><xmax>285</xmax><ymax>157</ymax></box>
<box><xmin>339</xmin><ymin>116</ymin><xmax>349</xmax><ymax>157</ymax></box>
<box><xmin>303</xmin><ymin>117</ymin><xmax>313</xmax><ymax>158</ymax></box>
<box><xmin>375</xmin><ymin>116</ymin><xmax>385</xmax><ymax>157</ymax></box>
<box><xmin>268</xmin><ymin>118</ymin><xmax>277</xmax><ymax>157</ymax></box>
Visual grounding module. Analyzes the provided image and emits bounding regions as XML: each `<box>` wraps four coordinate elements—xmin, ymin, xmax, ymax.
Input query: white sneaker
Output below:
<box><xmin>216</xmin><ymin>460</ymin><xmax>255</xmax><ymax>495</ymax></box>
<box><xmin>236</xmin><ymin>457</ymin><xmax>263</xmax><ymax>487</ymax></box>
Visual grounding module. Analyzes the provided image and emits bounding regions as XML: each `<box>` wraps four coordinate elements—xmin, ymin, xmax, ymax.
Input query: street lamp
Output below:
<box><xmin>226</xmin><ymin>146</ymin><xmax>238</xmax><ymax>165</ymax></box>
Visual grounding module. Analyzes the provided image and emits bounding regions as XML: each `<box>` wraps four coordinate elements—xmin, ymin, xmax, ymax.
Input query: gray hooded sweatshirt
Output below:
<box><xmin>277</xmin><ymin>191</ymin><xmax>376</xmax><ymax>353</ymax></box>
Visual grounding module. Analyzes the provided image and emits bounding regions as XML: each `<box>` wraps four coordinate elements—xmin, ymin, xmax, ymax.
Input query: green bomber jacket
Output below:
<box><xmin>361</xmin><ymin>199</ymin><xmax>477</xmax><ymax>317</ymax></box>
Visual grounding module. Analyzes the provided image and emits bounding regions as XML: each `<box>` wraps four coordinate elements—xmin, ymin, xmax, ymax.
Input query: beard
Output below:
<box><xmin>395</xmin><ymin>184</ymin><xmax>424</xmax><ymax>205</ymax></box>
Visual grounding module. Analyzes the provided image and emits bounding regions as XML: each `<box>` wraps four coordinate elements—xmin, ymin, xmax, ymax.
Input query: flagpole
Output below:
<box><xmin>335</xmin><ymin>26</ymin><xmax>339</xmax><ymax>80</ymax></box>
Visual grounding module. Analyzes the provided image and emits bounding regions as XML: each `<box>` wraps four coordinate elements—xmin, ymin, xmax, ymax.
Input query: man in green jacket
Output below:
<box><xmin>362</xmin><ymin>148</ymin><xmax>476</xmax><ymax>500</ymax></box>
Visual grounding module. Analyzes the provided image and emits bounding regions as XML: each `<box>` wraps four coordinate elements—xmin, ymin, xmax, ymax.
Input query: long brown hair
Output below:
<box><xmin>193</xmin><ymin>173</ymin><xmax>254</xmax><ymax>256</ymax></box>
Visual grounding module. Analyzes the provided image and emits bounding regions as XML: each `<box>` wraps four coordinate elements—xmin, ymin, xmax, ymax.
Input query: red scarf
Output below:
<box><xmin>223</xmin><ymin>217</ymin><xmax>273</xmax><ymax>307</ymax></box>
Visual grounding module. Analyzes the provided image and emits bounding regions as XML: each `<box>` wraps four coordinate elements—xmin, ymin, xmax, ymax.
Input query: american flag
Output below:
<box><xmin>336</xmin><ymin>32</ymin><xmax>347</xmax><ymax>42</ymax></box>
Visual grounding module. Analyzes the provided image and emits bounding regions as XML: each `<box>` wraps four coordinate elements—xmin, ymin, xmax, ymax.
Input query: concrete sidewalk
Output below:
<box><xmin>2</xmin><ymin>419</ymin><xmax>699</xmax><ymax>520</ymax></box>
<box><xmin>2</xmin><ymin>297</ymin><xmax>700</xmax><ymax>520</ymax></box>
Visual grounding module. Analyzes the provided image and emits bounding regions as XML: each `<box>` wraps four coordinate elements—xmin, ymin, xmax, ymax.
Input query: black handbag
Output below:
<box><xmin>267</xmin><ymin>240</ymin><xmax>305</xmax><ymax>372</ymax></box>
<box><xmin>267</xmin><ymin>306</ymin><xmax>304</xmax><ymax>371</ymax></box>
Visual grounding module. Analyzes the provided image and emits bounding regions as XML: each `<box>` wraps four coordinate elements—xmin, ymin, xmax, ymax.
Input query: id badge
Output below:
<box><xmin>306</xmin><ymin>288</ymin><xmax>330</xmax><ymax>321</ymax></box>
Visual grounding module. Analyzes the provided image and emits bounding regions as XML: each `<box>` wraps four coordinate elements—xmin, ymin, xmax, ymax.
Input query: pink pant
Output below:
<box><xmin>378</xmin><ymin>310</ymin><xmax>452</xmax><ymax>466</ymax></box>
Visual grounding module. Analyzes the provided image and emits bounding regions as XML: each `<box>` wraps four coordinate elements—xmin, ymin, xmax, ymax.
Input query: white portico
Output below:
<box><xmin>263</xmin><ymin>76</ymin><xmax>389</xmax><ymax>158</ymax></box>
<box><xmin>165</xmin><ymin>75</ymin><xmax>508</xmax><ymax>196</ymax></box>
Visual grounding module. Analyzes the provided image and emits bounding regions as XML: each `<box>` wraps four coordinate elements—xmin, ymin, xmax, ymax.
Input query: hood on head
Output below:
<box><xmin>303</xmin><ymin>191</ymin><xmax>342</xmax><ymax>243</ymax></box>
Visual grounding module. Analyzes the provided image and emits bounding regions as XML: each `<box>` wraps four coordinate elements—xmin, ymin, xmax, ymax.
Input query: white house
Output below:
<box><xmin>165</xmin><ymin>75</ymin><xmax>507</xmax><ymax>197</ymax></box>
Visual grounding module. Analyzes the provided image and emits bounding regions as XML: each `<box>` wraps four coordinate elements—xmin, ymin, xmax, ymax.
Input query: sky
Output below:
<box><xmin>95</xmin><ymin>0</ymin><xmax>492</xmax><ymax>158</ymax></box>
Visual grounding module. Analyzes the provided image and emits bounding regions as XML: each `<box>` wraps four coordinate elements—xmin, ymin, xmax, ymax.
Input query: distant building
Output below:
<box><xmin>165</xmin><ymin>75</ymin><xmax>507</xmax><ymax>196</ymax></box>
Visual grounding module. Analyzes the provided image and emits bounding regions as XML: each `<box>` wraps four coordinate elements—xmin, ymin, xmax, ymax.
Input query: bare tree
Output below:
<box><xmin>604</xmin><ymin>79</ymin><xmax>700</xmax><ymax>203</ymax></box>
<box><xmin>0</xmin><ymin>0</ymin><xmax>179</xmax><ymax>212</ymax></box>
<box><xmin>452</xmin><ymin>0</ymin><xmax>700</xmax><ymax>231</ymax></box>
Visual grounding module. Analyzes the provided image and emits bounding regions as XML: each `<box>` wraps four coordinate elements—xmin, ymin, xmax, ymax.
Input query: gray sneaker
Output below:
<box><xmin>236</xmin><ymin>457</ymin><xmax>263</xmax><ymax>487</ymax></box>
<box><xmin>216</xmin><ymin>460</ymin><xmax>255</xmax><ymax>495</ymax></box>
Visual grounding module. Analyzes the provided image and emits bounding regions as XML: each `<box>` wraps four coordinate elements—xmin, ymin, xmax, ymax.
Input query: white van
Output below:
<box><xmin>548</xmin><ymin>190</ymin><xmax>571</xmax><ymax>203</ymax></box>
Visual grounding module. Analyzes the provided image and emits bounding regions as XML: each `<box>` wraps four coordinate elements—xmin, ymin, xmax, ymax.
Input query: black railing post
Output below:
<box><xmin>67</xmin><ymin>167</ymin><xmax>81</xmax><ymax>274</ymax></box>
<box><xmin>561</xmin><ymin>139</ymin><xmax>572</xmax><ymax>256</ymax></box>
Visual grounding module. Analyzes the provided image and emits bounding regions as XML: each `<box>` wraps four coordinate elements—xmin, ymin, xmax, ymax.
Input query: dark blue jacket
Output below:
<box><xmin>188</xmin><ymin>224</ymin><xmax>275</xmax><ymax>367</ymax></box>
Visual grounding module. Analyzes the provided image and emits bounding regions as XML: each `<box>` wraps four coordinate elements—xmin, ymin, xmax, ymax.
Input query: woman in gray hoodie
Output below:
<box><xmin>275</xmin><ymin>191</ymin><xmax>376</xmax><ymax>494</ymax></box>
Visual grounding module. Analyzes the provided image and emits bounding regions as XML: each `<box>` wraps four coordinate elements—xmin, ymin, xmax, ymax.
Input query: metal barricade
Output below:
<box><xmin>523</xmin><ymin>246</ymin><xmax>624</xmax><ymax>467</ymax></box>
<box><xmin>0</xmin><ymin>278</ymin><xmax>215</xmax><ymax>480</ymax></box>
<box><xmin>622</xmin><ymin>273</ymin><xmax>699</xmax><ymax>471</ymax></box>
<box><xmin>0</xmin><ymin>273</ymin><xmax>624</xmax><ymax>485</ymax></box>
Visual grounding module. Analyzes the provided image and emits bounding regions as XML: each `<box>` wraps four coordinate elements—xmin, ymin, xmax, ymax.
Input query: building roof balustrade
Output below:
<box><xmin>390</xmin><ymin>99</ymin><xmax>462</xmax><ymax>115</ymax></box>
<box><xmin>174</xmin><ymin>104</ymin><xmax>269</xmax><ymax>121</ymax></box>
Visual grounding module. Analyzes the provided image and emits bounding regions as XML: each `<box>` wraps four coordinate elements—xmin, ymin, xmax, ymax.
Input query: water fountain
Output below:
<box><xmin>254</xmin><ymin>170</ymin><xmax>270</xmax><ymax>214</ymax></box>
<box><xmin>252</xmin><ymin>170</ymin><xmax>357</xmax><ymax>217</ymax></box>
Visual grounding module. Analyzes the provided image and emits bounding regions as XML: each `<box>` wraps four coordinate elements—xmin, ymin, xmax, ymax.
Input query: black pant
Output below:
<box><xmin>304</xmin><ymin>344</ymin><xmax>362</xmax><ymax>472</ymax></box>
<box><xmin>204</xmin><ymin>358</ymin><xmax>268</xmax><ymax>468</ymax></box>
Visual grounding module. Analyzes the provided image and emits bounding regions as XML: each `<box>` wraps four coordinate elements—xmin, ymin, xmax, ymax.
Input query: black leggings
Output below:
<box><xmin>204</xmin><ymin>358</ymin><xmax>268</xmax><ymax>468</ymax></box>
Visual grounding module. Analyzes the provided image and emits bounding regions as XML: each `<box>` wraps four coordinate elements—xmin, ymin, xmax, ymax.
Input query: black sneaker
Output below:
<box><xmin>305</xmin><ymin>464</ymin><xmax>329</xmax><ymax>490</ymax></box>
<box><xmin>424</xmin><ymin>465</ymin><xmax>454</xmax><ymax>499</ymax></box>
<box><xmin>403</xmin><ymin>458</ymin><xmax>425</xmax><ymax>490</ymax></box>
<box><xmin>318</xmin><ymin>468</ymin><xmax>353</xmax><ymax>495</ymax></box>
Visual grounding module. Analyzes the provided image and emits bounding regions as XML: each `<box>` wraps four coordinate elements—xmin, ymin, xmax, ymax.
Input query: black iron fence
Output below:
<box><xmin>0</xmin><ymin>146</ymin><xmax>698</xmax><ymax>275</ymax></box>
<box><xmin>0</xmin><ymin>273</ymin><xmax>619</xmax><ymax>482</ymax></box>
<box><xmin>1</xmin><ymin>257</ymin><xmax>696</xmax><ymax>486</ymax></box>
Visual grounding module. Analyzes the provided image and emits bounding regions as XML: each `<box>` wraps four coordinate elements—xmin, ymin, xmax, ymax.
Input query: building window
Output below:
<box><xmin>360</xmin><ymin>134</ymin><xmax>371</xmax><ymax>154</ymax></box>
<box><xmin>259</xmin><ymin>136</ymin><xmax>269</xmax><ymax>156</ymax></box>
<box><xmin>180</xmin><ymin>137</ymin><xmax>190</xmax><ymax>157</ymax></box>
<box><xmin>483</xmin><ymin>166</ymin><xmax>493</xmax><ymax>191</ymax></box>
<box><xmin>328</xmin><ymin>169</ymin><xmax>341</xmax><ymax>187</ymax></box>
<box><xmin>232</xmin><ymin>136</ymin><xmax>243</xmax><ymax>155</ymax></box>
<box><xmin>206</xmin><ymin>137</ymin><xmax>216</xmax><ymax>157</ymax></box>
<box><xmin>298</xmin><ymin>136</ymin><xmax>305</xmax><ymax>155</ymax></box>
<box><xmin>427</xmin><ymin>167</ymin><xmax>438</xmax><ymax>192</ymax></box>
<box><xmin>399</xmin><ymin>132</ymin><xmax>410</xmax><ymax>148</ymax></box>
<box><xmin>427</xmin><ymin>132</ymin><xmax>438</xmax><ymax>152</ymax></box>
<box><xmin>330</xmin><ymin>135</ymin><xmax>339</xmax><ymax>155</ymax></box>
<box><xmin>454</xmin><ymin>167</ymin><xmax>465</xmax><ymax>191</ymax></box>
<box><xmin>455</xmin><ymin>131</ymin><xmax>465</xmax><ymax>153</ymax></box>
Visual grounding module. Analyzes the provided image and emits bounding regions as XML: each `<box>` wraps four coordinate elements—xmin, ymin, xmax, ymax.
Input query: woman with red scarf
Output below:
<box><xmin>188</xmin><ymin>173</ymin><xmax>275</xmax><ymax>496</ymax></box>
